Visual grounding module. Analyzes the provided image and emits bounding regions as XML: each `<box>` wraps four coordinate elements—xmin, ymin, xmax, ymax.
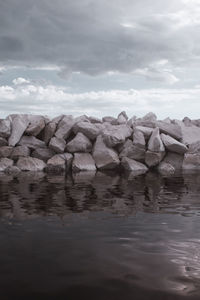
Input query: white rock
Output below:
<box><xmin>102</xmin><ymin>124</ymin><xmax>132</xmax><ymax>147</ymax></box>
<box><xmin>66</xmin><ymin>132</ymin><xmax>92</xmax><ymax>153</ymax></box>
<box><xmin>148</xmin><ymin>128</ymin><xmax>165</xmax><ymax>152</ymax></box>
<box><xmin>8</xmin><ymin>115</ymin><xmax>29</xmax><ymax>146</ymax></box>
<box><xmin>0</xmin><ymin>119</ymin><xmax>11</xmax><ymax>138</ymax></box>
<box><xmin>19</xmin><ymin>136</ymin><xmax>46</xmax><ymax>149</ymax></box>
<box><xmin>93</xmin><ymin>135</ymin><xmax>120</xmax><ymax>170</ymax></box>
<box><xmin>49</xmin><ymin>137</ymin><xmax>66</xmax><ymax>153</ymax></box>
<box><xmin>17</xmin><ymin>157</ymin><xmax>46</xmax><ymax>171</ymax></box>
<box><xmin>0</xmin><ymin>158</ymin><xmax>14</xmax><ymax>171</ymax></box>
<box><xmin>72</xmin><ymin>153</ymin><xmax>96</xmax><ymax>172</ymax></box>
<box><xmin>161</xmin><ymin>133</ymin><xmax>187</xmax><ymax>154</ymax></box>
<box><xmin>121</xmin><ymin>157</ymin><xmax>148</xmax><ymax>175</ymax></box>
<box><xmin>73</xmin><ymin>122</ymin><xmax>100</xmax><ymax>140</ymax></box>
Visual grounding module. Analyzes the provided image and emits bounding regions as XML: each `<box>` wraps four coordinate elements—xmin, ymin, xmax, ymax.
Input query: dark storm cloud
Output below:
<box><xmin>0</xmin><ymin>0</ymin><xmax>198</xmax><ymax>76</ymax></box>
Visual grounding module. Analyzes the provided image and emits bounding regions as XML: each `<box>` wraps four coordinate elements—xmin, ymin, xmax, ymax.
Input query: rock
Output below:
<box><xmin>127</xmin><ymin>116</ymin><xmax>137</xmax><ymax>127</ymax></box>
<box><xmin>102</xmin><ymin>116</ymin><xmax>116</xmax><ymax>123</ymax></box>
<box><xmin>55</xmin><ymin>116</ymin><xmax>74</xmax><ymax>140</ymax></box>
<box><xmin>89</xmin><ymin>116</ymin><xmax>102</xmax><ymax>124</ymax></box>
<box><xmin>182</xmin><ymin>153</ymin><xmax>200</xmax><ymax>171</ymax></box>
<box><xmin>16</xmin><ymin>157</ymin><xmax>46</xmax><ymax>171</ymax></box>
<box><xmin>51</xmin><ymin>114</ymin><xmax>64</xmax><ymax>124</ymax></box>
<box><xmin>0</xmin><ymin>137</ymin><xmax>8</xmax><ymax>146</ymax></box>
<box><xmin>46</xmin><ymin>153</ymin><xmax>73</xmax><ymax>173</ymax></box>
<box><xmin>121</xmin><ymin>157</ymin><xmax>148</xmax><ymax>175</ymax></box>
<box><xmin>135</xmin><ymin>126</ymin><xmax>154</xmax><ymax>138</ymax></box>
<box><xmin>18</xmin><ymin>136</ymin><xmax>46</xmax><ymax>149</ymax></box>
<box><xmin>0</xmin><ymin>119</ymin><xmax>11</xmax><ymax>138</ymax></box>
<box><xmin>49</xmin><ymin>137</ymin><xmax>66</xmax><ymax>153</ymax></box>
<box><xmin>148</xmin><ymin>128</ymin><xmax>165</xmax><ymax>152</ymax></box>
<box><xmin>0</xmin><ymin>146</ymin><xmax>13</xmax><ymax>158</ymax></box>
<box><xmin>10</xmin><ymin>146</ymin><xmax>30</xmax><ymax>160</ymax></box>
<box><xmin>25</xmin><ymin>117</ymin><xmax>46</xmax><ymax>136</ymax></box>
<box><xmin>44</xmin><ymin>122</ymin><xmax>57</xmax><ymax>144</ymax></box>
<box><xmin>74</xmin><ymin>115</ymin><xmax>89</xmax><ymax>123</ymax></box>
<box><xmin>119</xmin><ymin>139</ymin><xmax>145</xmax><ymax>162</ymax></box>
<box><xmin>102</xmin><ymin>124</ymin><xmax>132</xmax><ymax>147</ymax></box>
<box><xmin>162</xmin><ymin>117</ymin><xmax>171</xmax><ymax>124</ymax></box>
<box><xmin>158</xmin><ymin>162</ymin><xmax>175</xmax><ymax>175</ymax></box>
<box><xmin>156</xmin><ymin>121</ymin><xmax>182</xmax><ymax>140</ymax></box>
<box><xmin>161</xmin><ymin>133</ymin><xmax>187</xmax><ymax>154</ymax></box>
<box><xmin>0</xmin><ymin>158</ymin><xmax>14</xmax><ymax>171</ymax></box>
<box><xmin>5</xmin><ymin>166</ymin><xmax>21</xmax><ymax>175</ymax></box>
<box><xmin>182</xmin><ymin>117</ymin><xmax>192</xmax><ymax>127</ymax></box>
<box><xmin>133</xmin><ymin>129</ymin><xmax>146</xmax><ymax>148</ymax></box>
<box><xmin>178</xmin><ymin>122</ymin><xmax>200</xmax><ymax>146</ymax></box>
<box><xmin>188</xmin><ymin>141</ymin><xmax>200</xmax><ymax>153</ymax></box>
<box><xmin>162</xmin><ymin>152</ymin><xmax>183</xmax><ymax>171</ymax></box>
<box><xmin>66</xmin><ymin>132</ymin><xmax>92</xmax><ymax>153</ymax></box>
<box><xmin>93</xmin><ymin>135</ymin><xmax>120</xmax><ymax>170</ymax></box>
<box><xmin>32</xmin><ymin>148</ymin><xmax>55</xmax><ymax>162</ymax></box>
<box><xmin>73</xmin><ymin>122</ymin><xmax>100</xmax><ymax>140</ymax></box>
<box><xmin>8</xmin><ymin>115</ymin><xmax>29</xmax><ymax>146</ymax></box>
<box><xmin>72</xmin><ymin>153</ymin><xmax>96</xmax><ymax>172</ymax></box>
<box><xmin>117</xmin><ymin>111</ymin><xmax>128</xmax><ymax>124</ymax></box>
<box><xmin>135</xmin><ymin>112</ymin><xmax>157</xmax><ymax>127</ymax></box>
<box><xmin>145</xmin><ymin>151</ymin><xmax>165</xmax><ymax>168</ymax></box>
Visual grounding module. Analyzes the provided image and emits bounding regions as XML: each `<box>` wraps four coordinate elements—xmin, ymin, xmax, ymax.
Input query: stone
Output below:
<box><xmin>162</xmin><ymin>117</ymin><xmax>171</xmax><ymax>124</ymax></box>
<box><xmin>72</xmin><ymin>153</ymin><xmax>96</xmax><ymax>172</ymax></box>
<box><xmin>145</xmin><ymin>151</ymin><xmax>165</xmax><ymax>168</ymax></box>
<box><xmin>73</xmin><ymin>122</ymin><xmax>100</xmax><ymax>140</ymax></box>
<box><xmin>119</xmin><ymin>139</ymin><xmax>145</xmax><ymax>162</ymax></box>
<box><xmin>117</xmin><ymin>111</ymin><xmax>128</xmax><ymax>124</ymax></box>
<box><xmin>148</xmin><ymin>128</ymin><xmax>165</xmax><ymax>152</ymax></box>
<box><xmin>127</xmin><ymin>116</ymin><xmax>137</xmax><ymax>127</ymax></box>
<box><xmin>0</xmin><ymin>137</ymin><xmax>8</xmax><ymax>147</ymax></box>
<box><xmin>93</xmin><ymin>135</ymin><xmax>120</xmax><ymax>170</ymax></box>
<box><xmin>102</xmin><ymin>116</ymin><xmax>116</xmax><ymax>123</ymax></box>
<box><xmin>162</xmin><ymin>152</ymin><xmax>183</xmax><ymax>171</ymax></box>
<box><xmin>66</xmin><ymin>132</ymin><xmax>92</xmax><ymax>153</ymax></box>
<box><xmin>46</xmin><ymin>153</ymin><xmax>73</xmax><ymax>173</ymax></box>
<box><xmin>135</xmin><ymin>126</ymin><xmax>154</xmax><ymax>138</ymax></box>
<box><xmin>182</xmin><ymin>117</ymin><xmax>192</xmax><ymax>127</ymax></box>
<box><xmin>32</xmin><ymin>148</ymin><xmax>55</xmax><ymax>162</ymax></box>
<box><xmin>102</xmin><ymin>124</ymin><xmax>132</xmax><ymax>147</ymax></box>
<box><xmin>10</xmin><ymin>146</ymin><xmax>30</xmax><ymax>160</ymax></box>
<box><xmin>156</xmin><ymin>121</ymin><xmax>182</xmax><ymax>140</ymax></box>
<box><xmin>135</xmin><ymin>112</ymin><xmax>157</xmax><ymax>128</ymax></box>
<box><xmin>121</xmin><ymin>157</ymin><xmax>148</xmax><ymax>175</ymax></box>
<box><xmin>0</xmin><ymin>119</ymin><xmax>11</xmax><ymax>138</ymax></box>
<box><xmin>55</xmin><ymin>116</ymin><xmax>74</xmax><ymax>140</ymax></box>
<box><xmin>5</xmin><ymin>166</ymin><xmax>21</xmax><ymax>175</ymax></box>
<box><xmin>49</xmin><ymin>137</ymin><xmax>66</xmax><ymax>153</ymax></box>
<box><xmin>89</xmin><ymin>116</ymin><xmax>102</xmax><ymax>124</ymax></box>
<box><xmin>74</xmin><ymin>115</ymin><xmax>89</xmax><ymax>123</ymax></box>
<box><xmin>158</xmin><ymin>162</ymin><xmax>175</xmax><ymax>175</ymax></box>
<box><xmin>17</xmin><ymin>157</ymin><xmax>46</xmax><ymax>171</ymax></box>
<box><xmin>44</xmin><ymin>122</ymin><xmax>57</xmax><ymax>144</ymax></box>
<box><xmin>0</xmin><ymin>146</ymin><xmax>13</xmax><ymax>158</ymax></box>
<box><xmin>188</xmin><ymin>141</ymin><xmax>200</xmax><ymax>153</ymax></box>
<box><xmin>8</xmin><ymin>115</ymin><xmax>29</xmax><ymax>146</ymax></box>
<box><xmin>0</xmin><ymin>158</ymin><xmax>14</xmax><ymax>171</ymax></box>
<box><xmin>161</xmin><ymin>133</ymin><xmax>187</xmax><ymax>154</ymax></box>
<box><xmin>178</xmin><ymin>122</ymin><xmax>200</xmax><ymax>146</ymax></box>
<box><xmin>133</xmin><ymin>129</ymin><xmax>146</xmax><ymax>148</ymax></box>
<box><xmin>25</xmin><ymin>117</ymin><xmax>46</xmax><ymax>136</ymax></box>
<box><xmin>18</xmin><ymin>136</ymin><xmax>46</xmax><ymax>149</ymax></box>
<box><xmin>182</xmin><ymin>153</ymin><xmax>200</xmax><ymax>171</ymax></box>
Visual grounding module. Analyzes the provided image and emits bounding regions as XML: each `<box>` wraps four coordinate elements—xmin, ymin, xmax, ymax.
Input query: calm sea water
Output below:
<box><xmin>0</xmin><ymin>171</ymin><xmax>200</xmax><ymax>300</ymax></box>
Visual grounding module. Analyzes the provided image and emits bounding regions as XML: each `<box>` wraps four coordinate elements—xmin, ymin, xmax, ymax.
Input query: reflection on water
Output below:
<box><xmin>0</xmin><ymin>171</ymin><xmax>200</xmax><ymax>299</ymax></box>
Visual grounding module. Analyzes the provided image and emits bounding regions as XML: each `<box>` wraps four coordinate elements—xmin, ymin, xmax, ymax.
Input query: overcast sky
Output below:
<box><xmin>0</xmin><ymin>0</ymin><xmax>200</xmax><ymax>119</ymax></box>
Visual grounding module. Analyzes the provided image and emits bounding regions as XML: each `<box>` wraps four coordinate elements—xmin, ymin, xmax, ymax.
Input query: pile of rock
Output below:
<box><xmin>0</xmin><ymin>112</ymin><xmax>200</xmax><ymax>176</ymax></box>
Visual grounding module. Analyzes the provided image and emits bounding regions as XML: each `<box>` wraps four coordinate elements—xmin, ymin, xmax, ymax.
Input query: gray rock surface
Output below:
<box><xmin>5</xmin><ymin>166</ymin><xmax>21</xmax><ymax>175</ymax></box>
<box><xmin>19</xmin><ymin>136</ymin><xmax>46</xmax><ymax>149</ymax></box>
<box><xmin>182</xmin><ymin>153</ymin><xmax>200</xmax><ymax>171</ymax></box>
<box><xmin>0</xmin><ymin>119</ymin><xmax>11</xmax><ymax>138</ymax></box>
<box><xmin>44</xmin><ymin>122</ymin><xmax>57</xmax><ymax>144</ymax></box>
<box><xmin>25</xmin><ymin>117</ymin><xmax>46</xmax><ymax>136</ymax></box>
<box><xmin>145</xmin><ymin>151</ymin><xmax>165</xmax><ymax>168</ymax></box>
<box><xmin>8</xmin><ymin>115</ymin><xmax>29</xmax><ymax>146</ymax></box>
<box><xmin>72</xmin><ymin>153</ymin><xmax>96</xmax><ymax>172</ymax></box>
<box><xmin>0</xmin><ymin>137</ymin><xmax>8</xmax><ymax>146</ymax></box>
<box><xmin>0</xmin><ymin>146</ymin><xmax>13</xmax><ymax>158</ymax></box>
<box><xmin>73</xmin><ymin>122</ymin><xmax>100</xmax><ymax>140</ymax></box>
<box><xmin>162</xmin><ymin>152</ymin><xmax>183</xmax><ymax>171</ymax></box>
<box><xmin>135</xmin><ymin>126</ymin><xmax>154</xmax><ymax>138</ymax></box>
<box><xmin>161</xmin><ymin>133</ymin><xmax>187</xmax><ymax>154</ymax></box>
<box><xmin>66</xmin><ymin>132</ymin><xmax>92</xmax><ymax>153</ymax></box>
<box><xmin>156</xmin><ymin>121</ymin><xmax>182</xmax><ymax>140</ymax></box>
<box><xmin>55</xmin><ymin>116</ymin><xmax>74</xmax><ymax>140</ymax></box>
<box><xmin>158</xmin><ymin>162</ymin><xmax>175</xmax><ymax>175</ymax></box>
<box><xmin>10</xmin><ymin>146</ymin><xmax>30</xmax><ymax>160</ymax></box>
<box><xmin>32</xmin><ymin>148</ymin><xmax>55</xmax><ymax>162</ymax></box>
<box><xmin>93</xmin><ymin>135</ymin><xmax>120</xmax><ymax>170</ymax></box>
<box><xmin>121</xmin><ymin>157</ymin><xmax>148</xmax><ymax>175</ymax></box>
<box><xmin>148</xmin><ymin>128</ymin><xmax>165</xmax><ymax>152</ymax></box>
<box><xmin>102</xmin><ymin>124</ymin><xmax>132</xmax><ymax>147</ymax></box>
<box><xmin>17</xmin><ymin>157</ymin><xmax>46</xmax><ymax>171</ymax></box>
<box><xmin>0</xmin><ymin>158</ymin><xmax>14</xmax><ymax>171</ymax></box>
<box><xmin>49</xmin><ymin>137</ymin><xmax>66</xmax><ymax>153</ymax></box>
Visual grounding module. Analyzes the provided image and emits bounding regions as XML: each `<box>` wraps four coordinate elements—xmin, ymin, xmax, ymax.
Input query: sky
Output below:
<box><xmin>0</xmin><ymin>0</ymin><xmax>200</xmax><ymax>119</ymax></box>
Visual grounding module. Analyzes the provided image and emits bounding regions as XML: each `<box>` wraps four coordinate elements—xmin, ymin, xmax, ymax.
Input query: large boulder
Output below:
<box><xmin>157</xmin><ymin>162</ymin><xmax>175</xmax><ymax>175</ymax></box>
<box><xmin>25</xmin><ymin>116</ymin><xmax>46</xmax><ymax>136</ymax></box>
<box><xmin>135</xmin><ymin>112</ymin><xmax>157</xmax><ymax>128</ymax></box>
<box><xmin>44</xmin><ymin>122</ymin><xmax>57</xmax><ymax>144</ymax></box>
<box><xmin>156</xmin><ymin>121</ymin><xmax>182</xmax><ymax>140</ymax></box>
<box><xmin>18</xmin><ymin>136</ymin><xmax>46</xmax><ymax>149</ymax></box>
<box><xmin>102</xmin><ymin>124</ymin><xmax>132</xmax><ymax>147</ymax></box>
<box><xmin>119</xmin><ymin>139</ymin><xmax>145</xmax><ymax>162</ymax></box>
<box><xmin>0</xmin><ymin>137</ymin><xmax>8</xmax><ymax>147</ymax></box>
<box><xmin>66</xmin><ymin>132</ymin><xmax>92</xmax><ymax>153</ymax></box>
<box><xmin>32</xmin><ymin>148</ymin><xmax>55</xmax><ymax>162</ymax></box>
<box><xmin>117</xmin><ymin>111</ymin><xmax>128</xmax><ymax>124</ymax></box>
<box><xmin>182</xmin><ymin>153</ymin><xmax>200</xmax><ymax>171</ymax></box>
<box><xmin>0</xmin><ymin>158</ymin><xmax>14</xmax><ymax>171</ymax></box>
<box><xmin>145</xmin><ymin>151</ymin><xmax>165</xmax><ymax>168</ymax></box>
<box><xmin>178</xmin><ymin>122</ymin><xmax>200</xmax><ymax>146</ymax></box>
<box><xmin>0</xmin><ymin>119</ymin><xmax>11</xmax><ymax>138</ymax></box>
<box><xmin>135</xmin><ymin>126</ymin><xmax>154</xmax><ymax>139</ymax></box>
<box><xmin>102</xmin><ymin>116</ymin><xmax>116</xmax><ymax>123</ymax></box>
<box><xmin>72</xmin><ymin>153</ymin><xmax>96</xmax><ymax>172</ymax></box>
<box><xmin>10</xmin><ymin>145</ymin><xmax>30</xmax><ymax>161</ymax></box>
<box><xmin>49</xmin><ymin>137</ymin><xmax>66</xmax><ymax>153</ymax></box>
<box><xmin>121</xmin><ymin>157</ymin><xmax>148</xmax><ymax>175</ymax></box>
<box><xmin>46</xmin><ymin>153</ymin><xmax>73</xmax><ymax>173</ymax></box>
<box><xmin>0</xmin><ymin>146</ymin><xmax>13</xmax><ymax>158</ymax></box>
<box><xmin>161</xmin><ymin>133</ymin><xmax>187</xmax><ymax>154</ymax></box>
<box><xmin>148</xmin><ymin>128</ymin><xmax>165</xmax><ymax>152</ymax></box>
<box><xmin>16</xmin><ymin>157</ymin><xmax>46</xmax><ymax>171</ymax></box>
<box><xmin>8</xmin><ymin>115</ymin><xmax>29</xmax><ymax>146</ymax></box>
<box><xmin>89</xmin><ymin>116</ymin><xmax>102</xmax><ymax>124</ymax></box>
<box><xmin>55</xmin><ymin>116</ymin><xmax>74</xmax><ymax>140</ymax></box>
<box><xmin>93</xmin><ymin>135</ymin><xmax>120</xmax><ymax>170</ymax></box>
<box><xmin>73</xmin><ymin>122</ymin><xmax>100</xmax><ymax>140</ymax></box>
<box><xmin>162</xmin><ymin>152</ymin><xmax>183</xmax><ymax>171</ymax></box>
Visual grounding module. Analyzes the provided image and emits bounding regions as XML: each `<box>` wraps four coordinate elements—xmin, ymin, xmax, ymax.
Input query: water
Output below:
<box><xmin>1</xmin><ymin>171</ymin><xmax>200</xmax><ymax>300</ymax></box>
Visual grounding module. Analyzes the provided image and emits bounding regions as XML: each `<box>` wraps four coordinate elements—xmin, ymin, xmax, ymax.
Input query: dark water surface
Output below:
<box><xmin>1</xmin><ymin>171</ymin><xmax>200</xmax><ymax>300</ymax></box>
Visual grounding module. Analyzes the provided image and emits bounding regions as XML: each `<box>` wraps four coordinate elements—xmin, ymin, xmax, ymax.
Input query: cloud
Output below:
<box><xmin>12</xmin><ymin>77</ymin><xmax>30</xmax><ymax>85</ymax></box>
<box><xmin>0</xmin><ymin>80</ymin><xmax>199</xmax><ymax>119</ymax></box>
<box><xmin>0</xmin><ymin>0</ymin><xmax>199</xmax><ymax>82</ymax></box>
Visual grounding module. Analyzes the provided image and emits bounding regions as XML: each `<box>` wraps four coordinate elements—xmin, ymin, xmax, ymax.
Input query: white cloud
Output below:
<box><xmin>12</xmin><ymin>77</ymin><xmax>30</xmax><ymax>85</ymax></box>
<box><xmin>0</xmin><ymin>81</ymin><xmax>199</xmax><ymax>120</ymax></box>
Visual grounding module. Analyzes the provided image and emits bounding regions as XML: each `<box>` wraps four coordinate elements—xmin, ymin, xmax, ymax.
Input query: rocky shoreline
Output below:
<box><xmin>0</xmin><ymin>112</ymin><xmax>199</xmax><ymax>176</ymax></box>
